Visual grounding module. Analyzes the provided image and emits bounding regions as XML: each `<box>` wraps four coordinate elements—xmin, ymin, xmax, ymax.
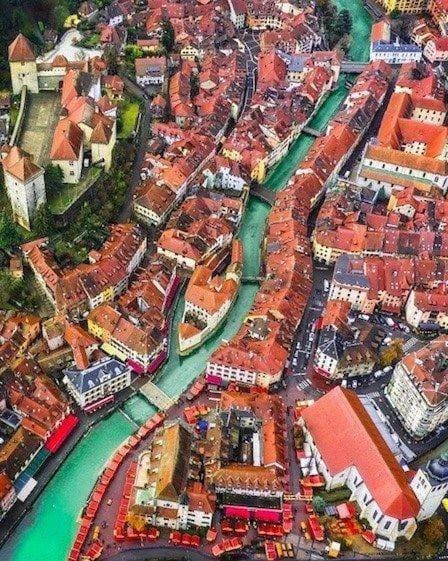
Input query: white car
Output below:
<box><xmin>373</xmin><ymin>370</ymin><xmax>384</xmax><ymax>379</ymax></box>
<box><xmin>359</xmin><ymin>314</ymin><xmax>370</xmax><ymax>321</ymax></box>
<box><xmin>385</xmin><ymin>317</ymin><xmax>395</xmax><ymax>327</ymax></box>
<box><xmin>323</xmin><ymin>279</ymin><xmax>330</xmax><ymax>292</ymax></box>
<box><xmin>383</xmin><ymin>366</ymin><xmax>393</xmax><ymax>374</ymax></box>
<box><xmin>308</xmin><ymin>333</ymin><xmax>314</xmax><ymax>342</ymax></box>
<box><xmin>383</xmin><ymin>336</ymin><xmax>392</xmax><ymax>345</ymax></box>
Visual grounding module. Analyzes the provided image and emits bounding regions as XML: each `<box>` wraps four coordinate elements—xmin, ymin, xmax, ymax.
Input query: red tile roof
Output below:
<box><xmin>302</xmin><ymin>387</ymin><xmax>420</xmax><ymax>520</ymax></box>
<box><xmin>8</xmin><ymin>34</ymin><xmax>35</xmax><ymax>62</ymax></box>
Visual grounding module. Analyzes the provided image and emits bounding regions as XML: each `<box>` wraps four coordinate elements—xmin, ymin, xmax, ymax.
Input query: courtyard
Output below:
<box><xmin>19</xmin><ymin>91</ymin><xmax>61</xmax><ymax>166</ymax></box>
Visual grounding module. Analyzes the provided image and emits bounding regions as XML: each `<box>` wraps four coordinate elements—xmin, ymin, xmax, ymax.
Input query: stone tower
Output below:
<box><xmin>2</xmin><ymin>146</ymin><xmax>46</xmax><ymax>231</ymax></box>
<box><xmin>8</xmin><ymin>34</ymin><xmax>39</xmax><ymax>94</ymax></box>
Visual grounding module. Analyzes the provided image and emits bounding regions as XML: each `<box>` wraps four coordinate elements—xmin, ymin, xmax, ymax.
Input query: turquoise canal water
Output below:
<box><xmin>6</xmin><ymin>3</ymin><xmax>372</xmax><ymax>560</ymax></box>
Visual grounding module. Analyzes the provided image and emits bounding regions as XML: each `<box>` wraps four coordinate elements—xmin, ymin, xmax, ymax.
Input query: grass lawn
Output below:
<box><xmin>77</xmin><ymin>32</ymin><xmax>100</xmax><ymax>48</ymax></box>
<box><xmin>9</xmin><ymin>106</ymin><xmax>19</xmax><ymax>132</ymax></box>
<box><xmin>119</xmin><ymin>97</ymin><xmax>140</xmax><ymax>139</ymax></box>
<box><xmin>48</xmin><ymin>166</ymin><xmax>102</xmax><ymax>214</ymax></box>
<box><xmin>317</xmin><ymin>487</ymin><xmax>352</xmax><ymax>504</ymax></box>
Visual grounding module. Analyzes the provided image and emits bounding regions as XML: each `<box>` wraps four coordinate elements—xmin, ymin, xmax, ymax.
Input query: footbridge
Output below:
<box><xmin>302</xmin><ymin>126</ymin><xmax>323</xmax><ymax>137</ymax></box>
<box><xmin>341</xmin><ymin>61</ymin><xmax>368</xmax><ymax>73</ymax></box>
<box><xmin>139</xmin><ymin>381</ymin><xmax>175</xmax><ymax>411</ymax></box>
<box><xmin>242</xmin><ymin>276</ymin><xmax>264</xmax><ymax>284</ymax></box>
<box><xmin>250</xmin><ymin>184</ymin><xmax>275</xmax><ymax>205</ymax></box>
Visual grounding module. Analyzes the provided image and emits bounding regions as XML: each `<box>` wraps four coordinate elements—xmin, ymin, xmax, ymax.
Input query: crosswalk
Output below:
<box><xmin>296</xmin><ymin>380</ymin><xmax>309</xmax><ymax>390</ymax></box>
<box><xmin>402</xmin><ymin>337</ymin><xmax>419</xmax><ymax>353</ymax></box>
<box><xmin>369</xmin><ymin>391</ymin><xmax>381</xmax><ymax>398</ymax></box>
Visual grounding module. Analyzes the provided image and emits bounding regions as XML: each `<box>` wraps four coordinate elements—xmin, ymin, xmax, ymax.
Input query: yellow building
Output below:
<box><xmin>380</xmin><ymin>0</ymin><xmax>427</xmax><ymax>13</ymax></box>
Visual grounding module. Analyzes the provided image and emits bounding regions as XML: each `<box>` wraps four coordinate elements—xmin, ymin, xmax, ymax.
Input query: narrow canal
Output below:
<box><xmin>4</xmin><ymin>3</ymin><xmax>372</xmax><ymax>560</ymax></box>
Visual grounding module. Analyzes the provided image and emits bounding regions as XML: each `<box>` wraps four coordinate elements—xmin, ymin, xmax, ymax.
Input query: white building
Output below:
<box><xmin>2</xmin><ymin>146</ymin><xmax>46</xmax><ymax>231</ymax></box>
<box><xmin>385</xmin><ymin>337</ymin><xmax>448</xmax><ymax>439</ymax></box>
<box><xmin>301</xmin><ymin>387</ymin><xmax>421</xmax><ymax>548</ymax></box>
<box><xmin>371</xmin><ymin>39</ymin><xmax>422</xmax><ymax>64</ymax></box>
<box><xmin>63</xmin><ymin>357</ymin><xmax>132</xmax><ymax>411</ymax></box>
<box><xmin>411</xmin><ymin>455</ymin><xmax>448</xmax><ymax>521</ymax></box>
<box><xmin>405</xmin><ymin>289</ymin><xmax>448</xmax><ymax>330</ymax></box>
<box><xmin>227</xmin><ymin>0</ymin><xmax>246</xmax><ymax>28</ymax></box>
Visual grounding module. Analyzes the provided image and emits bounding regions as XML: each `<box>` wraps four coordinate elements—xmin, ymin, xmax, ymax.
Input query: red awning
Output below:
<box><xmin>45</xmin><ymin>414</ymin><xmax>79</xmax><ymax>453</ymax></box>
<box><xmin>225</xmin><ymin>506</ymin><xmax>250</xmax><ymax>519</ymax></box>
<box><xmin>255</xmin><ymin>509</ymin><xmax>281</xmax><ymax>523</ymax></box>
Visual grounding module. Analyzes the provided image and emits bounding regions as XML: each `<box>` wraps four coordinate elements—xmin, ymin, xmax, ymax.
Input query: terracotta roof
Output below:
<box><xmin>90</xmin><ymin>120</ymin><xmax>113</xmax><ymax>144</ymax></box>
<box><xmin>8</xmin><ymin>34</ymin><xmax>35</xmax><ymax>62</ymax></box>
<box><xmin>50</xmin><ymin>118</ymin><xmax>83</xmax><ymax>161</ymax></box>
<box><xmin>2</xmin><ymin>146</ymin><xmax>43</xmax><ymax>182</ymax></box>
<box><xmin>302</xmin><ymin>387</ymin><xmax>420</xmax><ymax>520</ymax></box>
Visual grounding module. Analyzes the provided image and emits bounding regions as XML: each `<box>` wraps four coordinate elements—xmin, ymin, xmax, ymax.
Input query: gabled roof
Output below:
<box><xmin>302</xmin><ymin>387</ymin><xmax>420</xmax><ymax>520</ymax></box>
<box><xmin>8</xmin><ymin>34</ymin><xmax>35</xmax><ymax>62</ymax></box>
<box><xmin>50</xmin><ymin>118</ymin><xmax>83</xmax><ymax>161</ymax></box>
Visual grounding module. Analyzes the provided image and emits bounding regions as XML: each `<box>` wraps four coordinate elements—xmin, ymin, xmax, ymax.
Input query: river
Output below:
<box><xmin>4</xmin><ymin>3</ymin><xmax>372</xmax><ymax>559</ymax></box>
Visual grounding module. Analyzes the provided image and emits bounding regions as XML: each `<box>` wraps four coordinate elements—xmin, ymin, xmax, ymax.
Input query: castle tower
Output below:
<box><xmin>2</xmin><ymin>146</ymin><xmax>46</xmax><ymax>231</ymax></box>
<box><xmin>8</xmin><ymin>34</ymin><xmax>39</xmax><ymax>94</ymax></box>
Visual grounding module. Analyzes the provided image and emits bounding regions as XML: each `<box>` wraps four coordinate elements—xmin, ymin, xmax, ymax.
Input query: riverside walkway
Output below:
<box><xmin>139</xmin><ymin>381</ymin><xmax>175</xmax><ymax>411</ymax></box>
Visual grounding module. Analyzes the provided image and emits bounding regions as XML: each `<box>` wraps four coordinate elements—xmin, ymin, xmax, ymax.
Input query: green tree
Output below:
<box><xmin>161</xmin><ymin>18</ymin><xmax>175</xmax><ymax>53</ymax></box>
<box><xmin>53</xmin><ymin>4</ymin><xmax>70</xmax><ymax>31</ymax></box>
<box><xmin>422</xmin><ymin>517</ymin><xmax>446</xmax><ymax>544</ymax></box>
<box><xmin>335</xmin><ymin>9</ymin><xmax>353</xmax><ymax>36</ymax></box>
<box><xmin>379</xmin><ymin>339</ymin><xmax>403</xmax><ymax>367</ymax></box>
<box><xmin>0</xmin><ymin>214</ymin><xmax>22</xmax><ymax>251</ymax></box>
<box><xmin>103</xmin><ymin>44</ymin><xmax>119</xmax><ymax>74</ymax></box>
<box><xmin>312</xmin><ymin>495</ymin><xmax>326</xmax><ymax>515</ymax></box>
<box><xmin>45</xmin><ymin>163</ymin><xmax>64</xmax><ymax>199</ymax></box>
<box><xmin>33</xmin><ymin>203</ymin><xmax>54</xmax><ymax>237</ymax></box>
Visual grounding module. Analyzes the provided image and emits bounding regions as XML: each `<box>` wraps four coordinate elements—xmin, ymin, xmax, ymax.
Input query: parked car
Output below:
<box><xmin>383</xmin><ymin>336</ymin><xmax>392</xmax><ymax>345</ymax></box>
<box><xmin>385</xmin><ymin>317</ymin><xmax>395</xmax><ymax>327</ymax></box>
<box><xmin>359</xmin><ymin>314</ymin><xmax>370</xmax><ymax>321</ymax></box>
<box><xmin>323</xmin><ymin>279</ymin><xmax>330</xmax><ymax>292</ymax></box>
<box><xmin>374</xmin><ymin>370</ymin><xmax>384</xmax><ymax>379</ymax></box>
<box><xmin>383</xmin><ymin>366</ymin><xmax>393</xmax><ymax>374</ymax></box>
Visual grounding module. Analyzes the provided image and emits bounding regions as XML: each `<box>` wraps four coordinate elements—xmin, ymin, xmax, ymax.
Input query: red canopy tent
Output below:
<box><xmin>45</xmin><ymin>414</ymin><xmax>79</xmax><ymax>453</ymax></box>
<box><xmin>190</xmin><ymin>534</ymin><xmax>201</xmax><ymax>548</ymax></box>
<box><xmin>212</xmin><ymin>544</ymin><xmax>224</xmax><ymax>557</ymax></box>
<box><xmin>362</xmin><ymin>530</ymin><xmax>376</xmax><ymax>544</ymax></box>
<box><xmin>264</xmin><ymin>541</ymin><xmax>277</xmax><ymax>561</ymax></box>
<box><xmin>86</xmin><ymin>542</ymin><xmax>103</xmax><ymax>560</ymax></box>
<box><xmin>181</xmin><ymin>533</ymin><xmax>192</xmax><ymax>545</ymax></box>
<box><xmin>206</xmin><ymin>527</ymin><xmax>218</xmax><ymax>542</ymax></box>
<box><xmin>255</xmin><ymin>509</ymin><xmax>281</xmax><ymax>523</ymax></box>
<box><xmin>170</xmin><ymin>531</ymin><xmax>182</xmax><ymax>544</ymax></box>
<box><xmin>308</xmin><ymin>516</ymin><xmax>325</xmax><ymax>541</ymax></box>
<box><xmin>221</xmin><ymin>519</ymin><xmax>234</xmax><ymax>533</ymax></box>
<box><xmin>234</xmin><ymin>520</ymin><xmax>248</xmax><ymax>534</ymax></box>
<box><xmin>148</xmin><ymin>527</ymin><xmax>159</xmax><ymax>540</ymax></box>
